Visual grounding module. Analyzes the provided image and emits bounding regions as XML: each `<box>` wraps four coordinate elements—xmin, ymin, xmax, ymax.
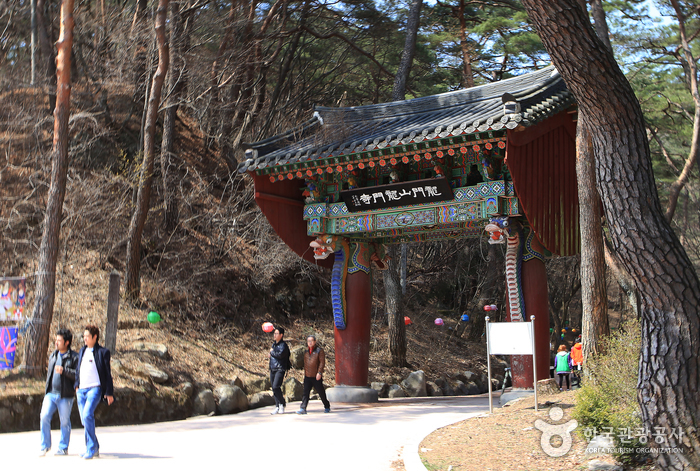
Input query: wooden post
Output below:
<box><xmin>104</xmin><ymin>271</ymin><xmax>120</xmax><ymax>352</ymax></box>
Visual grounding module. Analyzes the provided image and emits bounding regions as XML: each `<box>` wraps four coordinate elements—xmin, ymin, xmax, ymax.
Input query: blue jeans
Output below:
<box><xmin>40</xmin><ymin>393</ymin><xmax>74</xmax><ymax>451</ymax></box>
<box><xmin>77</xmin><ymin>387</ymin><xmax>101</xmax><ymax>457</ymax></box>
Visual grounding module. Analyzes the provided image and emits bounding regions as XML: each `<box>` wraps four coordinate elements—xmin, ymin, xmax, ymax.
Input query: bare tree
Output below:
<box><xmin>125</xmin><ymin>0</ymin><xmax>171</xmax><ymax>300</ymax></box>
<box><xmin>21</xmin><ymin>0</ymin><xmax>75</xmax><ymax>378</ymax></box>
<box><xmin>664</xmin><ymin>0</ymin><xmax>700</xmax><ymax>223</ymax></box>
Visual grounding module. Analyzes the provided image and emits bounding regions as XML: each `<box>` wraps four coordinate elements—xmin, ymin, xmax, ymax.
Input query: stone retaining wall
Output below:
<box><xmin>0</xmin><ymin>387</ymin><xmax>192</xmax><ymax>434</ymax></box>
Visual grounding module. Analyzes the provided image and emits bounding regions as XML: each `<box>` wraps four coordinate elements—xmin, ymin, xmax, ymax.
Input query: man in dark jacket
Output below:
<box><xmin>39</xmin><ymin>329</ymin><xmax>79</xmax><ymax>456</ymax></box>
<box><xmin>268</xmin><ymin>327</ymin><xmax>290</xmax><ymax>415</ymax></box>
<box><xmin>296</xmin><ymin>335</ymin><xmax>331</xmax><ymax>414</ymax></box>
<box><xmin>74</xmin><ymin>325</ymin><xmax>114</xmax><ymax>460</ymax></box>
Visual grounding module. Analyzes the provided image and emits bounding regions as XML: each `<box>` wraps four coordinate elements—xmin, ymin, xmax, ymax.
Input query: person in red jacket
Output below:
<box><xmin>571</xmin><ymin>336</ymin><xmax>583</xmax><ymax>387</ymax></box>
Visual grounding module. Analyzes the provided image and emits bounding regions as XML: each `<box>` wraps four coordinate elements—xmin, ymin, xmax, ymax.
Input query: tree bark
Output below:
<box><xmin>588</xmin><ymin>0</ymin><xmax>612</xmax><ymax>51</ymax></box>
<box><xmin>125</xmin><ymin>0</ymin><xmax>170</xmax><ymax>300</ymax></box>
<box><xmin>520</xmin><ymin>1</ymin><xmax>700</xmax><ymax>468</ymax></box>
<box><xmin>21</xmin><ymin>0</ymin><xmax>75</xmax><ymax>378</ymax></box>
<box><xmin>384</xmin><ymin>244</ymin><xmax>407</xmax><ymax>366</ymax></box>
<box><xmin>36</xmin><ymin>0</ymin><xmax>57</xmax><ymax>112</ymax></box>
<box><xmin>457</xmin><ymin>0</ymin><xmax>475</xmax><ymax>89</ymax></box>
<box><xmin>576</xmin><ymin>111</ymin><xmax>609</xmax><ymax>362</ymax></box>
<box><xmin>161</xmin><ymin>0</ymin><xmax>191</xmax><ymax>232</ymax></box>
<box><xmin>392</xmin><ymin>0</ymin><xmax>422</xmax><ymax>101</ymax></box>
<box><xmin>31</xmin><ymin>0</ymin><xmax>37</xmax><ymax>85</ymax></box>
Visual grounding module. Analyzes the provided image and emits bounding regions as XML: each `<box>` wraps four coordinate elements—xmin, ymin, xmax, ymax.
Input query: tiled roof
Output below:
<box><xmin>238</xmin><ymin>66</ymin><xmax>574</xmax><ymax>174</ymax></box>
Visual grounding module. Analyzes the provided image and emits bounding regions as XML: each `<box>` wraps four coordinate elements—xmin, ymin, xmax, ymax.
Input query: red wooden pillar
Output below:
<box><xmin>334</xmin><ymin>270</ymin><xmax>372</xmax><ymax>386</ymax></box>
<box><xmin>509</xmin><ymin>242</ymin><xmax>550</xmax><ymax>388</ymax></box>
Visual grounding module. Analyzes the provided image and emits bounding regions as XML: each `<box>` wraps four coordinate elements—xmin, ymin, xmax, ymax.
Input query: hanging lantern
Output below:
<box><xmin>147</xmin><ymin>311</ymin><xmax>161</xmax><ymax>324</ymax></box>
<box><xmin>489</xmin><ymin>304</ymin><xmax>498</xmax><ymax>311</ymax></box>
<box><xmin>484</xmin><ymin>305</ymin><xmax>491</xmax><ymax>311</ymax></box>
<box><xmin>262</xmin><ymin>322</ymin><xmax>275</xmax><ymax>333</ymax></box>
<box><xmin>461</xmin><ymin>314</ymin><xmax>470</xmax><ymax>322</ymax></box>
<box><xmin>434</xmin><ymin>318</ymin><xmax>444</xmax><ymax>326</ymax></box>
<box><xmin>404</xmin><ymin>316</ymin><xmax>412</xmax><ymax>326</ymax></box>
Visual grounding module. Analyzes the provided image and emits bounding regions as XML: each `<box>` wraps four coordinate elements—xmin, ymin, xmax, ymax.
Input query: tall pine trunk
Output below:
<box><xmin>384</xmin><ymin>0</ymin><xmax>422</xmax><ymax>367</ymax></box>
<box><xmin>576</xmin><ymin>111</ymin><xmax>609</xmax><ymax>361</ymax></box>
<box><xmin>125</xmin><ymin>0</ymin><xmax>170</xmax><ymax>300</ymax></box>
<box><xmin>22</xmin><ymin>0</ymin><xmax>75</xmax><ymax>378</ymax></box>
<box><xmin>521</xmin><ymin>1</ymin><xmax>700</xmax><ymax>468</ymax></box>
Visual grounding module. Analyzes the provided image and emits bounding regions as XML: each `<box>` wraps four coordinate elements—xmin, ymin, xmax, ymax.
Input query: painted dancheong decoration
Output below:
<box><xmin>238</xmin><ymin>66</ymin><xmax>581</xmax><ymax>397</ymax></box>
<box><xmin>310</xmin><ymin>235</ymin><xmax>387</xmax><ymax>329</ymax></box>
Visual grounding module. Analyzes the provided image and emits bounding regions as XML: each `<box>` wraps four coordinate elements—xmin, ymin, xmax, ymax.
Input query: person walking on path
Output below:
<box><xmin>268</xmin><ymin>327</ymin><xmax>290</xmax><ymax>415</ymax></box>
<box><xmin>554</xmin><ymin>344</ymin><xmax>572</xmax><ymax>391</ymax></box>
<box><xmin>570</xmin><ymin>337</ymin><xmax>583</xmax><ymax>387</ymax></box>
<box><xmin>39</xmin><ymin>329</ymin><xmax>79</xmax><ymax>456</ymax></box>
<box><xmin>74</xmin><ymin>325</ymin><xmax>114</xmax><ymax>460</ymax></box>
<box><xmin>296</xmin><ymin>335</ymin><xmax>331</xmax><ymax>415</ymax></box>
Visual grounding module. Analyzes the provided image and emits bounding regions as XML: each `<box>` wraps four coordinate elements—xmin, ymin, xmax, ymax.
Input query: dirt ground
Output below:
<box><xmin>419</xmin><ymin>390</ymin><xmax>659</xmax><ymax>471</ymax></box>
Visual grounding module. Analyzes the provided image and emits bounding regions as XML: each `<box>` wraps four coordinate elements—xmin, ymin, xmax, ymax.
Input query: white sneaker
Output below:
<box><xmin>279</xmin><ymin>405</ymin><xmax>285</xmax><ymax>414</ymax></box>
<box><xmin>270</xmin><ymin>406</ymin><xmax>280</xmax><ymax>415</ymax></box>
<box><xmin>39</xmin><ymin>449</ymin><xmax>49</xmax><ymax>457</ymax></box>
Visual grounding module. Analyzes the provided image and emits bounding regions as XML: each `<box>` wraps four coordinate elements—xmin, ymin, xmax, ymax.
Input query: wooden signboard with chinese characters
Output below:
<box><xmin>340</xmin><ymin>177</ymin><xmax>454</xmax><ymax>212</ymax></box>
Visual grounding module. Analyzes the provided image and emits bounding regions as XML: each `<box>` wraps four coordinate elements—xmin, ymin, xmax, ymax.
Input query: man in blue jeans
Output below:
<box><xmin>40</xmin><ymin>328</ymin><xmax>78</xmax><ymax>456</ymax></box>
<box><xmin>74</xmin><ymin>325</ymin><xmax>114</xmax><ymax>460</ymax></box>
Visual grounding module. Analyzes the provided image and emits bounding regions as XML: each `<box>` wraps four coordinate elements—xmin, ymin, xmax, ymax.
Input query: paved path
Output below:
<box><xmin>1</xmin><ymin>394</ymin><xmax>493</xmax><ymax>470</ymax></box>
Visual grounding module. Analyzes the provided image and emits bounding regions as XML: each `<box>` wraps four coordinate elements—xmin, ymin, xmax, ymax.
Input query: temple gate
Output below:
<box><xmin>238</xmin><ymin>66</ymin><xmax>580</xmax><ymax>401</ymax></box>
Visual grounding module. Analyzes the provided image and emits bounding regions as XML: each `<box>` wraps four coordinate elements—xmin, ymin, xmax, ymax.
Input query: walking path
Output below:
<box><xmin>1</xmin><ymin>394</ymin><xmax>493</xmax><ymax>470</ymax></box>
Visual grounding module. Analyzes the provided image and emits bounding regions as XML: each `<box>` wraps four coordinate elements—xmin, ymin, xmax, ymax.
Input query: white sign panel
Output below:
<box><xmin>487</xmin><ymin>322</ymin><xmax>534</xmax><ymax>355</ymax></box>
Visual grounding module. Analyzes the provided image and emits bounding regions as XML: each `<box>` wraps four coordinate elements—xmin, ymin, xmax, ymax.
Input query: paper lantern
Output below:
<box><xmin>572</xmin><ymin>329</ymin><xmax>577</xmax><ymax>333</ymax></box>
<box><xmin>483</xmin><ymin>305</ymin><xmax>491</xmax><ymax>311</ymax></box>
<box><xmin>434</xmin><ymin>318</ymin><xmax>444</xmax><ymax>326</ymax></box>
<box><xmin>461</xmin><ymin>314</ymin><xmax>470</xmax><ymax>322</ymax></box>
<box><xmin>262</xmin><ymin>322</ymin><xmax>275</xmax><ymax>333</ymax></box>
<box><xmin>404</xmin><ymin>316</ymin><xmax>412</xmax><ymax>326</ymax></box>
<box><xmin>561</xmin><ymin>329</ymin><xmax>566</xmax><ymax>333</ymax></box>
<box><xmin>489</xmin><ymin>304</ymin><xmax>498</xmax><ymax>311</ymax></box>
<box><xmin>147</xmin><ymin>311</ymin><xmax>161</xmax><ymax>324</ymax></box>
<box><xmin>549</xmin><ymin>328</ymin><xmax>553</xmax><ymax>333</ymax></box>
<box><xmin>561</xmin><ymin>334</ymin><xmax>565</xmax><ymax>339</ymax></box>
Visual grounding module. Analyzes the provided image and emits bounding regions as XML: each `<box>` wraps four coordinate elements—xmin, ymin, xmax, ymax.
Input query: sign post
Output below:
<box><xmin>485</xmin><ymin>315</ymin><xmax>538</xmax><ymax>413</ymax></box>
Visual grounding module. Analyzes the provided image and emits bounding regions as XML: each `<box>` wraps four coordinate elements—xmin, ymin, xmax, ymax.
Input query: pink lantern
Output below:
<box><xmin>404</xmin><ymin>316</ymin><xmax>413</xmax><ymax>326</ymax></box>
<box><xmin>483</xmin><ymin>305</ymin><xmax>491</xmax><ymax>311</ymax></box>
<box><xmin>489</xmin><ymin>304</ymin><xmax>498</xmax><ymax>311</ymax></box>
<box><xmin>262</xmin><ymin>322</ymin><xmax>275</xmax><ymax>333</ymax></box>
<box><xmin>434</xmin><ymin>318</ymin><xmax>444</xmax><ymax>326</ymax></box>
